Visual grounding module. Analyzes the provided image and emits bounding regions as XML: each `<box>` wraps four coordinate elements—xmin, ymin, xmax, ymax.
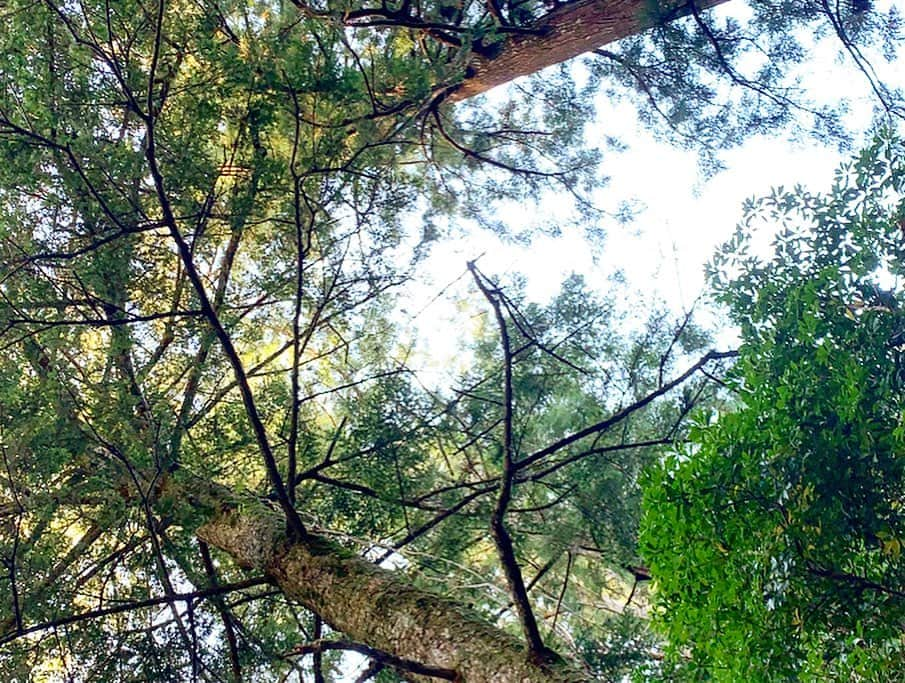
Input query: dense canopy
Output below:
<box><xmin>0</xmin><ymin>0</ymin><xmax>903</xmax><ymax>681</ymax></box>
<box><xmin>643</xmin><ymin>130</ymin><xmax>905</xmax><ymax>680</ymax></box>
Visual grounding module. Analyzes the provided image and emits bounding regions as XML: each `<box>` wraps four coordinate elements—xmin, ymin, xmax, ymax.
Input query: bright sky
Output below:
<box><xmin>398</xmin><ymin>125</ymin><xmax>847</xmax><ymax>384</ymax></box>
<box><xmin>397</xmin><ymin>2</ymin><xmax>904</xmax><ymax>387</ymax></box>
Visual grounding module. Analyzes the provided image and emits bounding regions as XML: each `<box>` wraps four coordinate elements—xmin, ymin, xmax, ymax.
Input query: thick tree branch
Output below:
<box><xmin>451</xmin><ymin>0</ymin><xmax>732</xmax><ymax>101</ymax></box>
<box><xmin>197</xmin><ymin>510</ymin><xmax>588</xmax><ymax>683</ymax></box>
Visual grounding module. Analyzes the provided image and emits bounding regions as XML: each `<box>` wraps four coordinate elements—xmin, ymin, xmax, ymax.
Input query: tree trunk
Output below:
<box><xmin>452</xmin><ymin>0</ymin><xmax>731</xmax><ymax>101</ymax></box>
<box><xmin>197</xmin><ymin>509</ymin><xmax>588</xmax><ymax>683</ymax></box>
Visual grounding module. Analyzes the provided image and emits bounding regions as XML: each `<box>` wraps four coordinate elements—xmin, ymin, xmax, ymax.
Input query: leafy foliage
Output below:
<box><xmin>0</xmin><ymin>0</ymin><xmax>903</xmax><ymax>680</ymax></box>
<box><xmin>642</xmin><ymin>129</ymin><xmax>905</xmax><ymax>680</ymax></box>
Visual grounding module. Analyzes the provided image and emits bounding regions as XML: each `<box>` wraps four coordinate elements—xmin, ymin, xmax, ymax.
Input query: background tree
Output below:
<box><xmin>0</xmin><ymin>0</ymin><xmax>902</xmax><ymax>680</ymax></box>
<box><xmin>642</xmin><ymin>129</ymin><xmax>905</xmax><ymax>681</ymax></box>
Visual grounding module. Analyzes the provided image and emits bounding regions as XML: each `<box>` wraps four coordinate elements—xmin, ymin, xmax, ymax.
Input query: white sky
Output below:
<box><xmin>399</xmin><ymin>125</ymin><xmax>847</xmax><ymax>383</ymax></box>
<box><xmin>397</xmin><ymin>2</ymin><xmax>904</xmax><ymax>386</ymax></box>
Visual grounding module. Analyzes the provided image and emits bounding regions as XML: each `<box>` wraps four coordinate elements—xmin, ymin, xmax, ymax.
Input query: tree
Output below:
<box><xmin>0</xmin><ymin>0</ymin><xmax>901</xmax><ymax>680</ymax></box>
<box><xmin>641</xmin><ymin>129</ymin><xmax>905</xmax><ymax>681</ymax></box>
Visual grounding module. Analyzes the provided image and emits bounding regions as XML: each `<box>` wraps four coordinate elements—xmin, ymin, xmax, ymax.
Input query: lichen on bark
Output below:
<box><xmin>197</xmin><ymin>509</ymin><xmax>588</xmax><ymax>682</ymax></box>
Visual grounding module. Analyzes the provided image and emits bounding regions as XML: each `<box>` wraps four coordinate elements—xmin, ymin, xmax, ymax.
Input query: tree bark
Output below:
<box><xmin>197</xmin><ymin>509</ymin><xmax>588</xmax><ymax>683</ymax></box>
<box><xmin>452</xmin><ymin>0</ymin><xmax>732</xmax><ymax>101</ymax></box>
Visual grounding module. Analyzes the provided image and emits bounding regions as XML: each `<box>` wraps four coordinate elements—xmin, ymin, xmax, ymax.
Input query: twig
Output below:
<box><xmin>289</xmin><ymin>638</ymin><xmax>457</xmax><ymax>680</ymax></box>
<box><xmin>0</xmin><ymin>578</ymin><xmax>270</xmax><ymax>646</ymax></box>
<box><xmin>468</xmin><ymin>262</ymin><xmax>547</xmax><ymax>657</ymax></box>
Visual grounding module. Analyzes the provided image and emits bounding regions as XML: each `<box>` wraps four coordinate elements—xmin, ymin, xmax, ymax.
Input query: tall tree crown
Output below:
<box><xmin>0</xmin><ymin>0</ymin><xmax>903</xmax><ymax>680</ymax></box>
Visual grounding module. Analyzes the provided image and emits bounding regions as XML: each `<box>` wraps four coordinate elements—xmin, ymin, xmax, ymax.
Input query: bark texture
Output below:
<box><xmin>197</xmin><ymin>510</ymin><xmax>588</xmax><ymax>683</ymax></box>
<box><xmin>452</xmin><ymin>0</ymin><xmax>731</xmax><ymax>101</ymax></box>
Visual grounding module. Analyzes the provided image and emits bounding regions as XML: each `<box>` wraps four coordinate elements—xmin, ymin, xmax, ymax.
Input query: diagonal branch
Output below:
<box><xmin>517</xmin><ymin>349</ymin><xmax>738</xmax><ymax>471</ymax></box>
<box><xmin>450</xmin><ymin>0</ymin><xmax>732</xmax><ymax>101</ymax></box>
<box><xmin>0</xmin><ymin>578</ymin><xmax>271</xmax><ymax>646</ymax></box>
<box><xmin>141</xmin><ymin>76</ymin><xmax>307</xmax><ymax>540</ymax></box>
<box><xmin>197</xmin><ymin>509</ymin><xmax>588</xmax><ymax>683</ymax></box>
